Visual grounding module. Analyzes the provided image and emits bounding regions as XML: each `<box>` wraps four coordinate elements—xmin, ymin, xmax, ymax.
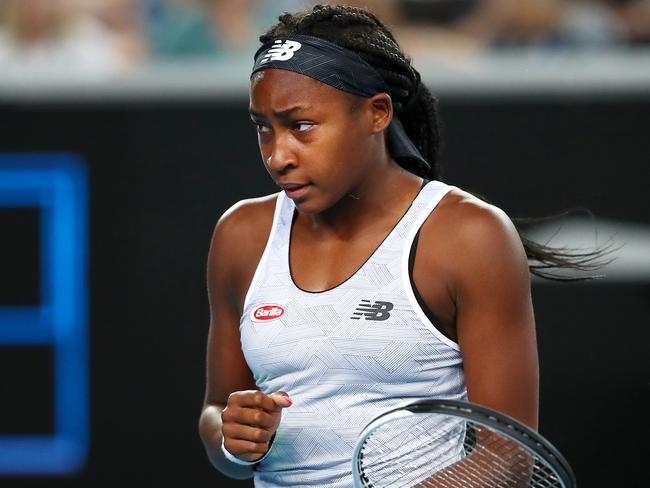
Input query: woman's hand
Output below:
<box><xmin>221</xmin><ymin>390</ymin><xmax>292</xmax><ymax>462</ymax></box>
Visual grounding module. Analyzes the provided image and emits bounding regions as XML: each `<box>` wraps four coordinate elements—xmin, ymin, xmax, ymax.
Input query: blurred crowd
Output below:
<box><xmin>0</xmin><ymin>0</ymin><xmax>649</xmax><ymax>79</ymax></box>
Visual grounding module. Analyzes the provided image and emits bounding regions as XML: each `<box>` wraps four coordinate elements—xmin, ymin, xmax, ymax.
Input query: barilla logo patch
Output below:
<box><xmin>250</xmin><ymin>304</ymin><xmax>285</xmax><ymax>322</ymax></box>
<box><xmin>260</xmin><ymin>40</ymin><xmax>302</xmax><ymax>63</ymax></box>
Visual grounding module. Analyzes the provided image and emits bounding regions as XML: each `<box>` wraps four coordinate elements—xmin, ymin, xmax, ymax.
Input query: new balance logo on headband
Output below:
<box><xmin>260</xmin><ymin>40</ymin><xmax>302</xmax><ymax>63</ymax></box>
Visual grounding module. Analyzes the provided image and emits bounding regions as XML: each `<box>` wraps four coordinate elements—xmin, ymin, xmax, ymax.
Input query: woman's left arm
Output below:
<box><xmin>450</xmin><ymin>199</ymin><xmax>539</xmax><ymax>429</ymax></box>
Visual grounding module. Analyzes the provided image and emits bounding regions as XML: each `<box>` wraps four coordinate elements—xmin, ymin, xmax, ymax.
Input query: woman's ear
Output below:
<box><xmin>368</xmin><ymin>93</ymin><xmax>393</xmax><ymax>134</ymax></box>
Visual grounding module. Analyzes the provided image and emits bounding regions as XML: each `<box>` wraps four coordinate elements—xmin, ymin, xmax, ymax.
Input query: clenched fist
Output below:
<box><xmin>221</xmin><ymin>390</ymin><xmax>292</xmax><ymax>462</ymax></box>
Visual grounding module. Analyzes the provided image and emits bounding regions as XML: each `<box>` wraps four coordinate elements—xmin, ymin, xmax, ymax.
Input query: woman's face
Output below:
<box><xmin>249</xmin><ymin>68</ymin><xmax>385</xmax><ymax>215</ymax></box>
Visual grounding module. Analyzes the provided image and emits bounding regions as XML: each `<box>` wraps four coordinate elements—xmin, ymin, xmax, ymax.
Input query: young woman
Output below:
<box><xmin>198</xmin><ymin>4</ymin><xmax>581</xmax><ymax>486</ymax></box>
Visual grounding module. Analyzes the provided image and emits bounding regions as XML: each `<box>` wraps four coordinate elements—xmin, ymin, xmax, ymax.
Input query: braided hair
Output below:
<box><xmin>260</xmin><ymin>4</ymin><xmax>609</xmax><ymax>280</ymax></box>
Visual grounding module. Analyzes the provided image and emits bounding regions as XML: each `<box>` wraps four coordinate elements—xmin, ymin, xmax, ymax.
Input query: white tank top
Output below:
<box><xmin>240</xmin><ymin>180</ymin><xmax>467</xmax><ymax>487</ymax></box>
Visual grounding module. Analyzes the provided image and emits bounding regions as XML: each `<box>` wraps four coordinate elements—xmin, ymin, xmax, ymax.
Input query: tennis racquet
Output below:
<box><xmin>352</xmin><ymin>399</ymin><xmax>576</xmax><ymax>488</ymax></box>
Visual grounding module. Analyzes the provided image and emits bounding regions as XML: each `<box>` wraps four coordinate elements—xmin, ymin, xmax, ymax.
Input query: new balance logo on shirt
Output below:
<box><xmin>350</xmin><ymin>300</ymin><xmax>394</xmax><ymax>321</ymax></box>
<box><xmin>261</xmin><ymin>40</ymin><xmax>302</xmax><ymax>63</ymax></box>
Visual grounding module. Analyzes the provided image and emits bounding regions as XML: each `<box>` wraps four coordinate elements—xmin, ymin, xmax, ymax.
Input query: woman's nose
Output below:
<box><xmin>265</xmin><ymin>134</ymin><xmax>297</xmax><ymax>173</ymax></box>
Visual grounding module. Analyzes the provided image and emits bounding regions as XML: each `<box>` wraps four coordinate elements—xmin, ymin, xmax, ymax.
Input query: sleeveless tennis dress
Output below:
<box><xmin>240</xmin><ymin>180</ymin><xmax>467</xmax><ymax>487</ymax></box>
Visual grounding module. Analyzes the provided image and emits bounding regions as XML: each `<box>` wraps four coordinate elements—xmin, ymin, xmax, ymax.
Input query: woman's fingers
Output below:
<box><xmin>268</xmin><ymin>391</ymin><xmax>293</xmax><ymax>408</ymax></box>
<box><xmin>228</xmin><ymin>390</ymin><xmax>285</xmax><ymax>412</ymax></box>
<box><xmin>228</xmin><ymin>390</ymin><xmax>293</xmax><ymax>412</ymax></box>
<box><xmin>221</xmin><ymin>406</ymin><xmax>276</xmax><ymax>430</ymax></box>
<box><xmin>222</xmin><ymin>422</ymin><xmax>274</xmax><ymax>444</ymax></box>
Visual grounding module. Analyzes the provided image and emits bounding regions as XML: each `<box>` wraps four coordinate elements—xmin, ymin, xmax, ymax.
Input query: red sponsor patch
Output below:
<box><xmin>250</xmin><ymin>304</ymin><xmax>285</xmax><ymax>322</ymax></box>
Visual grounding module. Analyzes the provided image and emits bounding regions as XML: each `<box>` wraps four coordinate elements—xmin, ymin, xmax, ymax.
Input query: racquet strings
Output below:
<box><xmin>358</xmin><ymin>412</ymin><xmax>564</xmax><ymax>487</ymax></box>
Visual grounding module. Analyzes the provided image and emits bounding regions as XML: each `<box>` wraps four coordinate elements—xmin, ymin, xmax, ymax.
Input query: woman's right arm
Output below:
<box><xmin>198</xmin><ymin>200</ymin><xmax>291</xmax><ymax>479</ymax></box>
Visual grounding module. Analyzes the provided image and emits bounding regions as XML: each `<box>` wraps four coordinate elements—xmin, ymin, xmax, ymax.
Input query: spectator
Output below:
<box><xmin>602</xmin><ymin>0</ymin><xmax>650</xmax><ymax>44</ymax></box>
<box><xmin>388</xmin><ymin>0</ymin><xmax>650</xmax><ymax>57</ymax></box>
<box><xmin>146</xmin><ymin>0</ymin><xmax>220</xmax><ymax>60</ymax></box>
<box><xmin>0</xmin><ymin>0</ymin><xmax>144</xmax><ymax>79</ymax></box>
<box><xmin>86</xmin><ymin>0</ymin><xmax>147</xmax><ymax>69</ymax></box>
<box><xmin>146</xmin><ymin>0</ymin><xmax>311</xmax><ymax>61</ymax></box>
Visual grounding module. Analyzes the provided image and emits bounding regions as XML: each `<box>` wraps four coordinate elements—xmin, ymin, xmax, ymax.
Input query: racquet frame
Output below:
<box><xmin>352</xmin><ymin>399</ymin><xmax>576</xmax><ymax>488</ymax></box>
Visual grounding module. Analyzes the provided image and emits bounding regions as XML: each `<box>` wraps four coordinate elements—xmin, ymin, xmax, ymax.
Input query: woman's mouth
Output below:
<box><xmin>281</xmin><ymin>183</ymin><xmax>310</xmax><ymax>199</ymax></box>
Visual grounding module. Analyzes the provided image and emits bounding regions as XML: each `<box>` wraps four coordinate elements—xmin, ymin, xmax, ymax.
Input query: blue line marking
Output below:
<box><xmin>0</xmin><ymin>153</ymin><xmax>88</xmax><ymax>474</ymax></box>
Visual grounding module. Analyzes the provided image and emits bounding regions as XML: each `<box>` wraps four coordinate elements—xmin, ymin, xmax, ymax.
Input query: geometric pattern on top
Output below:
<box><xmin>240</xmin><ymin>180</ymin><xmax>467</xmax><ymax>487</ymax></box>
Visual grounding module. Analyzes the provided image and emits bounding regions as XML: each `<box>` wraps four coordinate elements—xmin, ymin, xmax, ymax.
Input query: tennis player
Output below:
<box><xmin>198</xmin><ymin>4</ymin><xmax>583</xmax><ymax>487</ymax></box>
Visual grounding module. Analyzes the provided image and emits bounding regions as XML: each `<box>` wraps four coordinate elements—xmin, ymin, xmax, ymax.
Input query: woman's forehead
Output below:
<box><xmin>250</xmin><ymin>68</ymin><xmax>357</xmax><ymax>108</ymax></box>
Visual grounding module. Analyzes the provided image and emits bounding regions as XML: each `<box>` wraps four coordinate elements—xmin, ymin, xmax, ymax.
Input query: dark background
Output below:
<box><xmin>1</xmin><ymin>93</ymin><xmax>649</xmax><ymax>486</ymax></box>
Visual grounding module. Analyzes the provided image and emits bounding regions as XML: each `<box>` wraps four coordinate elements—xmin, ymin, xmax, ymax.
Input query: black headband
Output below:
<box><xmin>252</xmin><ymin>35</ymin><xmax>430</xmax><ymax>170</ymax></box>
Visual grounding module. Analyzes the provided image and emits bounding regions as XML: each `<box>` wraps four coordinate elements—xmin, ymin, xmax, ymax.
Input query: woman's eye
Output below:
<box><xmin>295</xmin><ymin>122</ymin><xmax>313</xmax><ymax>132</ymax></box>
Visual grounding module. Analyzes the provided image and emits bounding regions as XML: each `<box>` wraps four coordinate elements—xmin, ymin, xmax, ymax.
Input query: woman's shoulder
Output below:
<box><xmin>208</xmin><ymin>192</ymin><xmax>282</xmax><ymax>306</ymax></box>
<box><xmin>213</xmin><ymin>192</ymin><xmax>281</xmax><ymax>242</ymax></box>
<box><xmin>424</xmin><ymin>185</ymin><xmax>527</xmax><ymax>269</ymax></box>
<box><xmin>209</xmin><ymin>192</ymin><xmax>281</xmax><ymax>268</ymax></box>
<box><xmin>436</xmin><ymin>187</ymin><xmax>514</xmax><ymax>233</ymax></box>
<box><xmin>415</xmin><ymin>185</ymin><xmax>530</xmax><ymax>309</ymax></box>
